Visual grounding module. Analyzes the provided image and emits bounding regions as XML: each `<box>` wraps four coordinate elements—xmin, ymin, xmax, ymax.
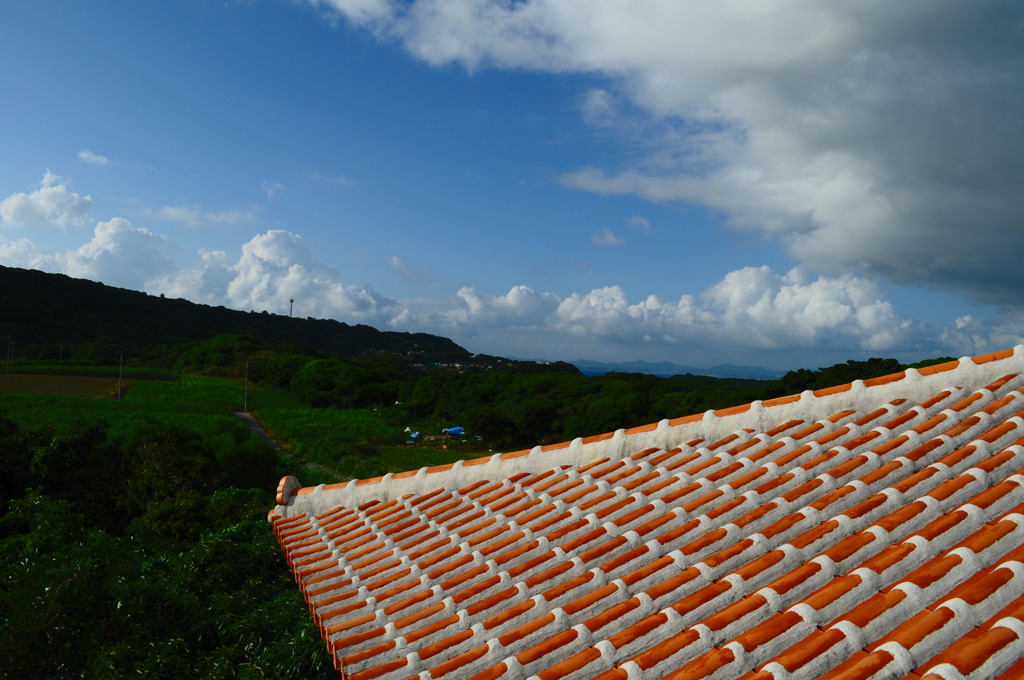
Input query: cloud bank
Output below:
<box><xmin>305</xmin><ymin>1</ymin><xmax>1024</xmax><ymax>307</ymax></box>
<box><xmin>6</xmin><ymin>199</ymin><xmax>1015</xmax><ymax>368</ymax></box>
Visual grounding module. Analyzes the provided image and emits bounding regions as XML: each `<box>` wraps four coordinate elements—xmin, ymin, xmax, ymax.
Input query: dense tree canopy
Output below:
<box><xmin>0</xmin><ymin>411</ymin><xmax>334</xmax><ymax>680</ymax></box>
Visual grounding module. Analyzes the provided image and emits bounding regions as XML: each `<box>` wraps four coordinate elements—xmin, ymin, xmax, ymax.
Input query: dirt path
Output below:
<box><xmin>234</xmin><ymin>411</ymin><xmax>325</xmax><ymax>473</ymax></box>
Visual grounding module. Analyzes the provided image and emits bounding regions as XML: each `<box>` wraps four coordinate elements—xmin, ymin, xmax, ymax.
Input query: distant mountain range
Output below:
<box><xmin>568</xmin><ymin>358</ymin><xmax>786</xmax><ymax>380</ymax></box>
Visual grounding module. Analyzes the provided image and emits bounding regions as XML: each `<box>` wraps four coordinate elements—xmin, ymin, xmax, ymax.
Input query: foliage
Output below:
<box><xmin>904</xmin><ymin>356</ymin><xmax>957</xmax><ymax>370</ymax></box>
<box><xmin>397</xmin><ymin>368</ymin><xmax>767</xmax><ymax>448</ymax></box>
<box><xmin>0</xmin><ymin>493</ymin><xmax>334</xmax><ymax>680</ymax></box>
<box><xmin>0</xmin><ymin>491</ymin><xmax>121</xmax><ymax>679</ymax></box>
<box><xmin>174</xmin><ymin>333</ymin><xmax>265</xmax><ymax>376</ymax></box>
<box><xmin>765</xmin><ymin>357</ymin><xmax>905</xmax><ymax>397</ymax></box>
<box><xmin>0</xmin><ymin>377</ymin><xmax>336</xmax><ymax>680</ymax></box>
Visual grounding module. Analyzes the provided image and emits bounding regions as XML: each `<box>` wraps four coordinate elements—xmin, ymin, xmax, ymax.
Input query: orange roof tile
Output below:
<box><xmin>270</xmin><ymin>346</ymin><xmax>1024</xmax><ymax>679</ymax></box>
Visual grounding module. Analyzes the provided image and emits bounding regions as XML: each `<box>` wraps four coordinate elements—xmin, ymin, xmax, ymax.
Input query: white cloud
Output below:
<box><xmin>77</xmin><ymin>150</ymin><xmax>109</xmax><ymax>166</ymax></box>
<box><xmin>452</xmin><ymin>285</ymin><xmax>561</xmax><ymax>329</ymax></box>
<box><xmin>0</xmin><ymin>237</ymin><xmax>41</xmax><ymax>265</ymax></box>
<box><xmin>205</xmin><ymin>209</ymin><xmax>255</xmax><ymax>225</ymax></box>
<box><xmin>590</xmin><ymin>226</ymin><xmax>623</xmax><ymax>247</ymax></box>
<box><xmin>581</xmin><ymin>88</ymin><xmax>618</xmax><ymax>128</ymax></box>
<box><xmin>148</xmin><ymin>204</ymin><xmax>257</xmax><ymax>227</ymax></box>
<box><xmin>30</xmin><ymin>218</ymin><xmax>179</xmax><ymax>290</ymax></box>
<box><xmin>262</xmin><ymin>181</ymin><xmax>285</xmax><ymax>200</ymax></box>
<box><xmin>703</xmin><ymin>266</ymin><xmax>913</xmax><ymax>351</ymax></box>
<box><xmin>389</xmin><ymin>255</ymin><xmax>430</xmax><ymax>282</ymax></box>
<box><xmin>554</xmin><ymin>268</ymin><xmax>913</xmax><ymax>354</ymax></box>
<box><xmin>555</xmin><ymin>286</ymin><xmax>702</xmax><ymax>344</ymax></box>
<box><xmin>0</xmin><ymin>171</ymin><xmax>92</xmax><ymax>229</ymax></box>
<box><xmin>405</xmin><ymin>265</ymin><xmax>937</xmax><ymax>366</ymax></box>
<box><xmin>626</xmin><ymin>215</ymin><xmax>651</xmax><ymax>234</ymax></box>
<box><xmin>151</xmin><ymin>205</ymin><xmax>204</xmax><ymax>226</ymax></box>
<box><xmin>310</xmin><ymin>171</ymin><xmax>353</xmax><ymax>187</ymax></box>
<box><xmin>307</xmin><ymin>0</ymin><xmax>394</xmax><ymax>28</ymax></box>
<box><xmin>939</xmin><ymin>313</ymin><xmax>1024</xmax><ymax>359</ymax></box>
<box><xmin>155</xmin><ymin>230</ymin><xmax>398</xmax><ymax>321</ymax></box>
<box><xmin>308</xmin><ymin>1</ymin><xmax>1024</xmax><ymax>307</ymax></box>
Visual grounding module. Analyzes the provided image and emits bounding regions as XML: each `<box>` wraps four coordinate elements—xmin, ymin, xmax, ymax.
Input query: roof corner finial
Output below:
<box><xmin>276</xmin><ymin>475</ymin><xmax>301</xmax><ymax>506</ymax></box>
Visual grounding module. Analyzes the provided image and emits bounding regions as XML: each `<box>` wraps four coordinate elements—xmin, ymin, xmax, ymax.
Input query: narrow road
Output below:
<box><xmin>233</xmin><ymin>411</ymin><xmax>324</xmax><ymax>472</ymax></box>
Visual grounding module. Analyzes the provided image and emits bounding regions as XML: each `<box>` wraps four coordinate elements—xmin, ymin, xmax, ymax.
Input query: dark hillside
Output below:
<box><xmin>0</xmin><ymin>265</ymin><xmax>469</xmax><ymax>362</ymax></box>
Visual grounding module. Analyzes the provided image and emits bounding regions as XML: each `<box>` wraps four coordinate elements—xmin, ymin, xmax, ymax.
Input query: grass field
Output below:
<box><xmin>251</xmin><ymin>405</ymin><xmax>486</xmax><ymax>479</ymax></box>
<box><xmin>0</xmin><ymin>373</ymin><xmax>126</xmax><ymax>397</ymax></box>
<box><xmin>0</xmin><ymin>374</ymin><xmax>239</xmax><ymax>433</ymax></box>
<box><xmin>374</xmin><ymin>442</ymin><xmax>487</xmax><ymax>474</ymax></box>
<box><xmin>1</xmin><ymin>371</ymin><xmax>491</xmax><ymax>482</ymax></box>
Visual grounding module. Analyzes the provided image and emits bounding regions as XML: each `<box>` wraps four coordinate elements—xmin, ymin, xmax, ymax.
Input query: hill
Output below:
<box><xmin>0</xmin><ymin>265</ymin><xmax>470</xmax><ymax>364</ymax></box>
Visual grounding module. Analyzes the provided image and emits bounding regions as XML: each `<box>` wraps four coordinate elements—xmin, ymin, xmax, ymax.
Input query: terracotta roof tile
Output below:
<box><xmin>269</xmin><ymin>346</ymin><xmax>1024</xmax><ymax>679</ymax></box>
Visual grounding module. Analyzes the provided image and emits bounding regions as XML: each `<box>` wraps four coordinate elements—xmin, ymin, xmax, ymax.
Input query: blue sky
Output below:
<box><xmin>2</xmin><ymin>1</ymin><xmax>1022</xmax><ymax>371</ymax></box>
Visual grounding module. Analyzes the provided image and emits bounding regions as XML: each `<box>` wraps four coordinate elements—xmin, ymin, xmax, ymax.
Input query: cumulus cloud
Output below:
<box><xmin>77</xmin><ymin>150</ymin><xmax>109</xmax><ymax>166</ymax></box>
<box><xmin>307</xmin><ymin>1</ymin><xmax>1024</xmax><ymax>307</ymax></box>
<box><xmin>556</xmin><ymin>287</ymin><xmax>703</xmax><ymax>345</ymax></box>
<box><xmin>0</xmin><ymin>237</ymin><xmax>41</xmax><ymax>264</ymax></box>
<box><xmin>28</xmin><ymin>218</ymin><xmax>179</xmax><ymax>290</ymax></box>
<box><xmin>938</xmin><ymin>313</ymin><xmax>1024</xmax><ymax>359</ymax></box>
<box><xmin>402</xmin><ymin>265</ymin><xmax>940</xmax><ymax>367</ymax></box>
<box><xmin>155</xmin><ymin>230</ymin><xmax>398</xmax><ymax>321</ymax></box>
<box><xmin>703</xmin><ymin>266</ymin><xmax>913</xmax><ymax>352</ymax></box>
<box><xmin>0</xmin><ymin>171</ymin><xmax>92</xmax><ymax>229</ymax></box>
<box><xmin>452</xmin><ymin>285</ymin><xmax>561</xmax><ymax>329</ymax></box>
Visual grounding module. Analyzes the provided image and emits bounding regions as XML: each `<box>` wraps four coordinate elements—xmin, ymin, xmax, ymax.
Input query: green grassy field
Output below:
<box><xmin>1</xmin><ymin>372</ymin><xmax>489</xmax><ymax>482</ymax></box>
<box><xmin>0</xmin><ymin>373</ymin><xmax>124</xmax><ymax>397</ymax></box>
<box><xmin>0</xmin><ymin>374</ymin><xmax>241</xmax><ymax>435</ymax></box>
<box><xmin>252</xmin><ymin>403</ymin><xmax>485</xmax><ymax>479</ymax></box>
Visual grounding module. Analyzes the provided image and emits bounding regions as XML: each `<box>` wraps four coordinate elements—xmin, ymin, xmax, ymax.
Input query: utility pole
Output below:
<box><xmin>289</xmin><ymin>298</ymin><xmax>294</xmax><ymax>317</ymax></box>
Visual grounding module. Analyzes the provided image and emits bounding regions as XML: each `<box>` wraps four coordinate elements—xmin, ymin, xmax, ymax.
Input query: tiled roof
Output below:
<box><xmin>270</xmin><ymin>346</ymin><xmax>1024</xmax><ymax>680</ymax></box>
